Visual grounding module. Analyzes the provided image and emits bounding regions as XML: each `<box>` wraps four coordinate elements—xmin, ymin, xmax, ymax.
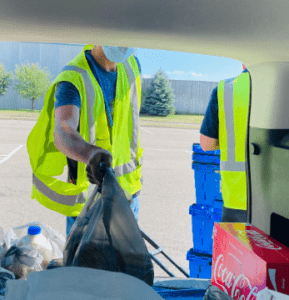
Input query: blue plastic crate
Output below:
<box><xmin>192</xmin><ymin>162</ymin><xmax>222</xmax><ymax>205</ymax></box>
<box><xmin>192</xmin><ymin>153</ymin><xmax>220</xmax><ymax>165</ymax></box>
<box><xmin>192</xmin><ymin>143</ymin><xmax>220</xmax><ymax>156</ymax></box>
<box><xmin>192</xmin><ymin>163</ymin><xmax>223</xmax><ymax>207</ymax></box>
<box><xmin>210</xmin><ymin>199</ymin><xmax>223</xmax><ymax>210</ymax></box>
<box><xmin>153</xmin><ymin>286</ymin><xmax>206</xmax><ymax>300</ymax></box>
<box><xmin>189</xmin><ymin>204</ymin><xmax>222</xmax><ymax>254</ymax></box>
<box><xmin>192</xmin><ymin>161</ymin><xmax>220</xmax><ymax>172</ymax></box>
<box><xmin>186</xmin><ymin>248</ymin><xmax>212</xmax><ymax>279</ymax></box>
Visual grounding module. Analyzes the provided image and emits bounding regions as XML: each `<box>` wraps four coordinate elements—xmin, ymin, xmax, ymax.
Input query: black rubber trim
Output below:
<box><xmin>246</xmin><ymin>71</ymin><xmax>253</xmax><ymax>224</ymax></box>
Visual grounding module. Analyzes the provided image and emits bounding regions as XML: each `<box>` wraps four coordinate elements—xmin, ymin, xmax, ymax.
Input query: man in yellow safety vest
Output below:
<box><xmin>200</xmin><ymin>64</ymin><xmax>250</xmax><ymax>222</ymax></box>
<box><xmin>27</xmin><ymin>45</ymin><xmax>143</xmax><ymax>235</ymax></box>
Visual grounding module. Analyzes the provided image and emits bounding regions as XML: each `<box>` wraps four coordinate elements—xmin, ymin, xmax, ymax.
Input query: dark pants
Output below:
<box><xmin>221</xmin><ymin>206</ymin><xmax>248</xmax><ymax>222</ymax></box>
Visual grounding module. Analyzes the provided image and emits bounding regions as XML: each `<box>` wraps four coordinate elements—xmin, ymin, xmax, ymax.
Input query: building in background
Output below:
<box><xmin>0</xmin><ymin>42</ymin><xmax>217</xmax><ymax>114</ymax></box>
<box><xmin>0</xmin><ymin>42</ymin><xmax>84</xmax><ymax>111</ymax></box>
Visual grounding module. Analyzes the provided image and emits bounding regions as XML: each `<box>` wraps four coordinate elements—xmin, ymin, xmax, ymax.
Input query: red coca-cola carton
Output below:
<box><xmin>211</xmin><ymin>223</ymin><xmax>289</xmax><ymax>300</ymax></box>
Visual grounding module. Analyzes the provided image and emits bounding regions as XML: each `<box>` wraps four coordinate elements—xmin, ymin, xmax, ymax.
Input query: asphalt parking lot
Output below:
<box><xmin>0</xmin><ymin>119</ymin><xmax>201</xmax><ymax>278</ymax></box>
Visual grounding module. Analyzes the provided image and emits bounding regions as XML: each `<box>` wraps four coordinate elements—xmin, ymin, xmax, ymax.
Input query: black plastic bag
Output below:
<box><xmin>63</xmin><ymin>166</ymin><xmax>154</xmax><ymax>286</ymax></box>
<box><xmin>3</xmin><ymin>246</ymin><xmax>42</xmax><ymax>279</ymax></box>
<box><xmin>203</xmin><ymin>285</ymin><xmax>234</xmax><ymax>300</ymax></box>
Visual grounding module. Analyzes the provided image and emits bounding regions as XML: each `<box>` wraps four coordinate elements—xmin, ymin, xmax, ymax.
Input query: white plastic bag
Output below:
<box><xmin>4</xmin><ymin>222</ymin><xmax>65</xmax><ymax>260</ymax></box>
<box><xmin>0</xmin><ymin>266</ymin><xmax>15</xmax><ymax>297</ymax></box>
<box><xmin>0</xmin><ymin>228</ymin><xmax>6</xmax><ymax>266</ymax></box>
<box><xmin>256</xmin><ymin>288</ymin><xmax>289</xmax><ymax>300</ymax></box>
<box><xmin>3</xmin><ymin>222</ymin><xmax>65</xmax><ymax>279</ymax></box>
<box><xmin>3</xmin><ymin>245</ymin><xmax>44</xmax><ymax>279</ymax></box>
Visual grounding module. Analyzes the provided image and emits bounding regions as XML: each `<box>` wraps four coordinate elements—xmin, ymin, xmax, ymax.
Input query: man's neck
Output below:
<box><xmin>91</xmin><ymin>46</ymin><xmax>117</xmax><ymax>73</ymax></box>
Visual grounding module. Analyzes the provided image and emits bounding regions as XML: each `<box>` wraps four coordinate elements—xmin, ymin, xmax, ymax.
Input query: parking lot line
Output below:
<box><xmin>143</xmin><ymin>148</ymin><xmax>191</xmax><ymax>154</ymax></box>
<box><xmin>140</xmin><ymin>127</ymin><xmax>154</xmax><ymax>134</ymax></box>
<box><xmin>0</xmin><ymin>145</ymin><xmax>23</xmax><ymax>165</ymax></box>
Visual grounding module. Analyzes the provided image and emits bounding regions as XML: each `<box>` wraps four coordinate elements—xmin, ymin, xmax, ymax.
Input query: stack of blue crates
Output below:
<box><xmin>186</xmin><ymin>143</ymin><xmax>223</xmax><ymax>279</ymax></box>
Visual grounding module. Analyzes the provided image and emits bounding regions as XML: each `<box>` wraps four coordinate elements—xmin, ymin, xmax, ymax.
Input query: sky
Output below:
<box><xmin>134</xmin><ymin>48</ymin><xmax>243</xmax><ymax>82</ymax></box>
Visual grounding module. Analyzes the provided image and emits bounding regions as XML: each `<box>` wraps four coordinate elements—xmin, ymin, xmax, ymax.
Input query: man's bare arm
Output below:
<box><xmin>200</xmin><ymin>133</ymin><xmax>219</xmax><ymax>151</ymax></box>
<box><xmin>54</xmin><ymin>105</ymin><xmax>100</xmax><ymax>164</ymax></box>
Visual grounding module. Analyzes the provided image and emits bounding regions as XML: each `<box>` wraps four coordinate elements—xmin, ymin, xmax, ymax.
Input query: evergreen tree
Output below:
<box><xmin>140</xmin><ymin>88</ymin><xmax>149</xmax><ymax>114</ymax></box>
<box><xmin>0</xmin><ymin>64</ymin><xmax>13</xmax><ymax>96</ymax></box>
<box><xmin>142</xmin><ymin>69</ymin><xmax>175</xmax><ymax>116</ymax></box>
<box><xmin>140</xmin><ymin>76</ymin><xmax>147</xmax><ymax>113</ymax></box>
<box><xmin>14</xmin><ymin>63</ymin><xmax>51</xmax><ymax>110</ymax></box>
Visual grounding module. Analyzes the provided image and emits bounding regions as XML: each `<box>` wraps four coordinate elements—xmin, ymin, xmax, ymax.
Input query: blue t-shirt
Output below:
<box><xmin>200</xmin><ymin>69</ymin><xmax>248</xmax><ymax>139</ymax></box>
<box><xmin>54</xmin><ymin>50</ymin><xmax>141</xmax><ymax>118</ymax></box>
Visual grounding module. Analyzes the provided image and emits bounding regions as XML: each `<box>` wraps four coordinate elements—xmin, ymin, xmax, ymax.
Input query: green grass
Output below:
<box><xmin>0</xmin><ymin>109</ymin><xmax>41</xmax><ymax>118</ymax></box>
<box><xmin>0</xmin><ymin>109</ymin><xmax>41</xmax><ymax>114</ymax></box>
<box><xmin>140</xmin><ymin>114</ymin><xmax>204</xmax><ymax>124</ymax></box>
<box><xmin>0</xmin><ymin>110</ymin><xmax>203</xmax><ymax>127</ymax></box>
<box><xmin>138</xmin><ymin>122</ymin><xmax>201</xmax><ymax>129</ymax></box>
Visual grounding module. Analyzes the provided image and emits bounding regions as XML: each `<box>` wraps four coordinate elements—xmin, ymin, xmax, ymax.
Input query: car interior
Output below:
<box><xmin>2</xmin><ymin>0</ymin><xmax>289</xmax><ymax>245</ymax></box>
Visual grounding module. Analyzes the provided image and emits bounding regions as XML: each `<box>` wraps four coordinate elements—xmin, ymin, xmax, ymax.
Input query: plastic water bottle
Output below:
<box><xmin>17</xmin><ymin>226</ymin><xmax>53</xmax><ymax>269</ymax></box>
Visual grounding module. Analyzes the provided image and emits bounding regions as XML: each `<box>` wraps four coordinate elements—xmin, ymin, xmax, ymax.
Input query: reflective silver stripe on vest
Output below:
<box><xmin>114</xmin><ymin>61</ymin><xmax>140</xmax><ymax>177</ymax></box>
<box><xmin>33</xmin><ymin>66</ymin><xmax>95</xmax><ymax>207</ymax></box>
<box><xmin>221</xmin><ymin>78</ymin><xmax>245</xmax><ymax>172</ymax></box>
<box><xmin>33</xmin><ymin>174</ymin><xmax>86</xmax><ymax>206</ymax></box>
<box><xmin>62</xmin><ymin>65</ymin><xmax>96</xmax><ymax>145</ymax></box>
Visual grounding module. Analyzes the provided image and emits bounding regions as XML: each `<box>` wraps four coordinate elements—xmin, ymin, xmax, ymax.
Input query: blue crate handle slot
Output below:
<box><xmin>192</xmin><ymin>143</ymin><xmax>220</xmax><ymax>156</ymax></box>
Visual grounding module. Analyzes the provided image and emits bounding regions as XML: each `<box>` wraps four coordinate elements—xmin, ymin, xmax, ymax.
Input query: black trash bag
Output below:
<box><xmin>203</xmin><ymin>285</ymin><xmax>234</xmax><ymax>300</ymax></box>
<box><xmin>63</xmin><ymin>165</ymin><xmax>154</xmax><ymax>286</ymax></box>
<box><xmin>46</xmin><ymin>258</ymin><xmax>63</xmax><ymax>270</ymax></box>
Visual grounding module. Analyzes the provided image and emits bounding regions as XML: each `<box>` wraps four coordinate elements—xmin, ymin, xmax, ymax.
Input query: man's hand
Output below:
<box><xmin>86</xmin><ymin>148</ymin><xmax>113</xmax><ymax>185</ymax></box>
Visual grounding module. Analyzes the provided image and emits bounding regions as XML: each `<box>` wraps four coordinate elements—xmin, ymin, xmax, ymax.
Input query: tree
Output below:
<box><xmin>140</xmin><ymin>81</ymin><xmax>149</xmax><ymax>113</ymax></box>
<box><xmin>14</xmin><ymin>63</ymin><xmax>51</xmax><ymax>110</ymax></box>
<box><xmin>0</xmin><ymin>64</ymin><xmax>13</xmax><ymax>96</ymax></box>
<box><xmin>140</xmin><ymin>76</ymin><xmax>151</xmax><ymax>113</ymax></box>
<box><xmin>142</xmin><ymin>69</ymin><xmax>175</xmax><ymax>116</ymax></box>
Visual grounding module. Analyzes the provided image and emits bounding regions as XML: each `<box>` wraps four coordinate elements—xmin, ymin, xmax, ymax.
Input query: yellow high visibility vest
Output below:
<box><xmin>218</xmin><ymin>72</ymin><xmax>250</xmax><ymax>210</ymax></box>
<box><xmin>27</xmin><ymin>45</ymin><xmax>143</xmax><ymax>217</ymax></box>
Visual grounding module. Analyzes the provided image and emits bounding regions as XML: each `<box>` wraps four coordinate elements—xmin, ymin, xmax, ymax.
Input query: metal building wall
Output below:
<box><xmin>0</xmin><ymin>42</ymin><xmax>217</xmax><ymax>114</ymax></box>
<box><xmin>0</xmin><ymin>42</ymin><xmax>84</xmax><ymax>110</ymax></box>
<box><xmin>142</xmin><ymin>79</ymin><xmax>218</xmax><ymax>115</ymax></box>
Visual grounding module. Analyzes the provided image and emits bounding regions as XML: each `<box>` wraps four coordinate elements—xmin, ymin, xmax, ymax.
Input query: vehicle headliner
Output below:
<box><xmin>2</xmin><ymin>0</ymin><xmax>289</xmax><ymax>65</ymax></box>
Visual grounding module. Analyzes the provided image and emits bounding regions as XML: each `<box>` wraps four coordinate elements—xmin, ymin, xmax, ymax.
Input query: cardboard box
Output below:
<box><xmin>211</xmin><ymin>223</ymin><xmax>289</xmax><ymax>300</ymax></box>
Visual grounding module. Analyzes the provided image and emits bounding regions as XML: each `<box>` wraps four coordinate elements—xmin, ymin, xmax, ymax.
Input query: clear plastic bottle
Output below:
<box><xmin>17</xmin><ymin>226</ymin><xmax>53</xmax><ymax>269</ymax></box>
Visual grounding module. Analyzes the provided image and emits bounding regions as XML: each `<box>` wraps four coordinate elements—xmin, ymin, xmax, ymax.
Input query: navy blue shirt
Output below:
<box><xmin>55</xmin><ymin>50</ymin><xmax>141</xmax><ymax>119</ymax></box>
<box><xmin>200</xmin><ymin>69</ymin><xmax>248</xmax><ymax>139</ymax></box>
